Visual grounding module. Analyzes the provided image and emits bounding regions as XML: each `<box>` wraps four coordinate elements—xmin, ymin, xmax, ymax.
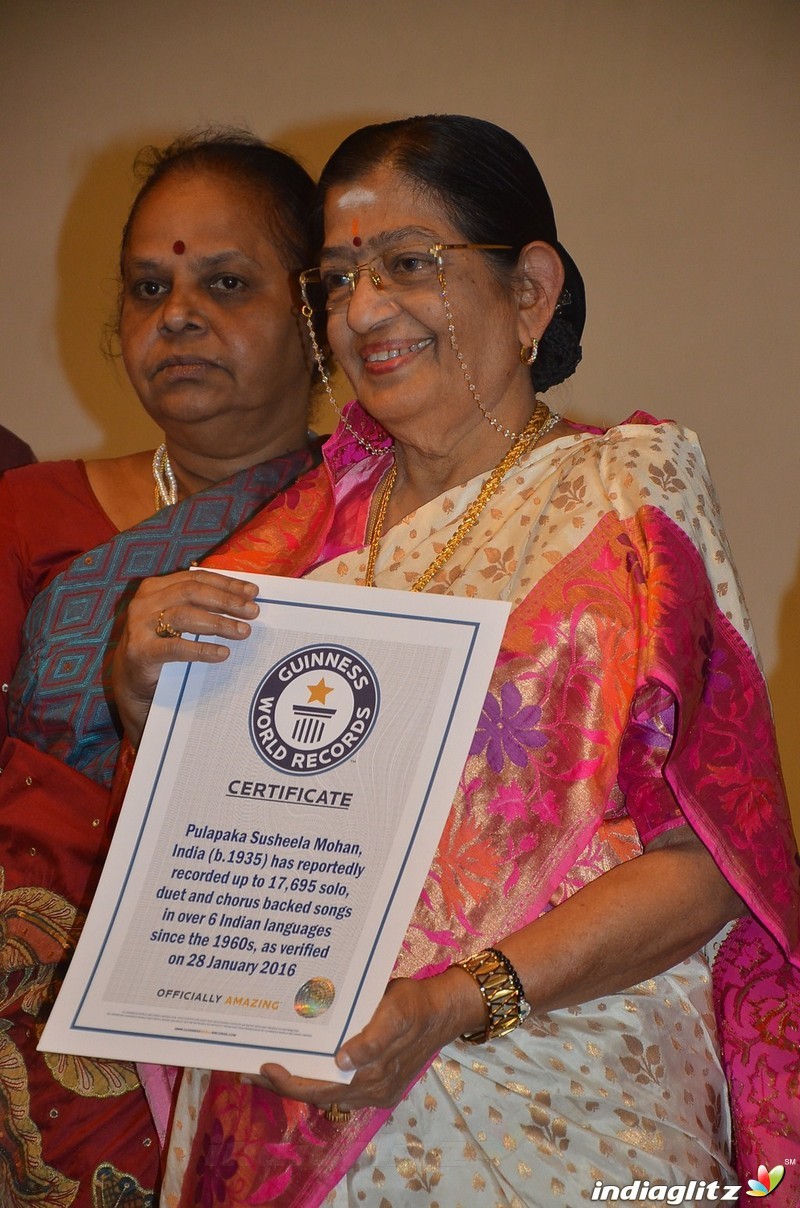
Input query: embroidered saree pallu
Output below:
<box><xmin>158</xmin><ymin>408</ymin><xmax>798</xmax><ymax>1206</ymax></box>
<box><xmin>9</xmin><ymin>443</ymin><xmax>323</xmax><ymax>785</ymax></box>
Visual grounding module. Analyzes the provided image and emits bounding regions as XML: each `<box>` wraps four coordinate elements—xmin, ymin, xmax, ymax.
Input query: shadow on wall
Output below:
<box><xmin>279</xmin><ymin>112</ymin><xmax>394</xmax><ymax>178</ymax></box>
<box><xmin>53</xmin><ymin>115</ymin><xmax>390</xmax><ymax>459</ymax></box>
<box><xmin>54</xmin><ymin>134</ymin><xmax>171</xmax><ymax>460</ymax></box>
<box><xmin>768</xmin><ymin>546</ymin><xmax>800</xmax><ymax>844</ymax></box>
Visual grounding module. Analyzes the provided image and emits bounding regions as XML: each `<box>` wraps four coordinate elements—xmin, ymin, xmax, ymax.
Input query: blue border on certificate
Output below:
<box><xmin>70</xmin><ymin>595</ymin><xmax>482</xmax><ymax>1061</ymax></box>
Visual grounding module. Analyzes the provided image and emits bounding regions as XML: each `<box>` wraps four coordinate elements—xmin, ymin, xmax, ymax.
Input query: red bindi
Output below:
<box><xmin>352</xmin><ymin>236</ymin><xmax>362</xmax><ymax>247</ymax></box>
<box><xmin>173</xmin><ymin>240</ymin><xmax>185</xmax><ymax>255</ymax></box>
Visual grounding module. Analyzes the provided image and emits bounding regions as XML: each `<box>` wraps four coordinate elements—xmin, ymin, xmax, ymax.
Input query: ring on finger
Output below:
<box><xmin>155</xmin><ymin>610</ymin><xmax>181</xmax><ymax>640</ymax></box>
<box><xmin>324</xmin><ymin>1103</ymin><xmax>351</xmax><ymax>1124</ymax></box>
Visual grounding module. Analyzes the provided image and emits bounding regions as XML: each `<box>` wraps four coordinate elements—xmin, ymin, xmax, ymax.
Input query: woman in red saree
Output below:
<box><xmin>0</xmin><ymin>130</ymin><xmax>323</xmax><ymax>1208</ymax></box>
<box><xmin>114</xmin><ymin>116</ymin><xmax>798</xmax><ymax>1206</ymax></box>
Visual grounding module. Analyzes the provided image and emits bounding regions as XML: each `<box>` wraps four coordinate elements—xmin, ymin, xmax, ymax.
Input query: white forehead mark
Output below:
<box><xmin>334</xmin><ymin>185</ymin><xmax>378</xmax><ymax>209</ymax></box>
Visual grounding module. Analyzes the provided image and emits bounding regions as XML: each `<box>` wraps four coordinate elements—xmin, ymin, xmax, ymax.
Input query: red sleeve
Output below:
<box><xmin>0</xmin><ymin>735</ymin><xmax>113</xmax><ymax>907</ymax></box>
<box><xmin>0</xmin><ymin>461</ymin><xmax>116</xmax><ymax>741</ymax></box>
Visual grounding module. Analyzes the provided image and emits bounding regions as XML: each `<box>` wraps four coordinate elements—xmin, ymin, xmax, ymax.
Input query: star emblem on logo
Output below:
<box><xmin>306</xmin><ymin>677</ymin><xmax>334</xmax><ymax>705</ymax></box>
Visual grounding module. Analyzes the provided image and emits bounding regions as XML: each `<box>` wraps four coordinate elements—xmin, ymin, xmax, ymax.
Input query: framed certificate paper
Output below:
<box><xmin>41</xmin><ymin>573</ymin><xmax>509</xmax><ymax>1082</ymax></box>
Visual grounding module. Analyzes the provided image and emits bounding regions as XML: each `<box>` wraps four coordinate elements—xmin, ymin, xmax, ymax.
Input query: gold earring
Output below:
<box><xmin>519</xmin><ymin>338</ymin><xmax>539</xmax><ymax>366</ymax></box>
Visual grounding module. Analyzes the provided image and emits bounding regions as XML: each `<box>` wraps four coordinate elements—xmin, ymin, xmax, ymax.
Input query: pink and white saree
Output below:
<box><xmin>160</xmin><ymin>407</ymin><xmax>798</xmax><ymax>1206</ymax></box>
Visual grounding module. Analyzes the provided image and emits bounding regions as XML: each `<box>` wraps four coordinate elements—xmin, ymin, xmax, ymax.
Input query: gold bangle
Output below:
<box><xmin>456</xmin><ymin>947</ymin><xmax>531</xmax><ymax>1044</ymax></box>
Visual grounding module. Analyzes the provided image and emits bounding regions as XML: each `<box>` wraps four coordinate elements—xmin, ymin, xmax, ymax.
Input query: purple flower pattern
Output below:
<box><xmin>194</xmin><ymin>1118</ymin><xmax>238</xmax><ymax>1208</ymax></box>
<box><xmin>700</xmin><ymin>620</ymin><xmax>732</xmax><ymax>705</ymax></box>
<box><xmin>470</xmin><ymin>680</ymin><xmax>547</xmax><ymax>773</ymax></box>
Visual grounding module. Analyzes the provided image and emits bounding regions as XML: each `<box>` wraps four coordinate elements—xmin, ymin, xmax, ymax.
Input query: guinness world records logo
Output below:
<box><xmin>249</xmin><ymin>643</ymin><xmax>379</xmax><ymax>775</ymax></box>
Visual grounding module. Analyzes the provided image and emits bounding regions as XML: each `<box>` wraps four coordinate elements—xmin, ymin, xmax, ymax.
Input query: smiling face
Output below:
<box><xmin>320</xmin><ymin>163</ymin><xmax>538</xmax><ymax>454</ymax></box>
<box><xmin>120</xmin><ymin>169</ymin><xmax>310</xmax><ymax>456</ymax></box>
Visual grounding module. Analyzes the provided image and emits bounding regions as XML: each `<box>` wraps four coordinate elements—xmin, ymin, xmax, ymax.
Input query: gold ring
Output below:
<box><xmin>155</xmin><ymin>611</ymin><xmax>181</xmax><ymax>639</ymax></box>
<box><xmin>324</xmin><ymin>1103</ymin><xmax>351</xmax><ymax>1124</ymax></box>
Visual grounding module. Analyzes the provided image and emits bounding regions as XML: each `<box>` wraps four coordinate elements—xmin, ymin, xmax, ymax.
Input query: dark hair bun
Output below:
<box><xmin>535</xmin><ymin>312</ymin><xmax>583</xmax><ymax>392</ymax></box>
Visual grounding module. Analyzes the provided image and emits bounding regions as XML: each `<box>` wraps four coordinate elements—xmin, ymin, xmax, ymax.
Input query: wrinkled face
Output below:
<box><xmin>319</xmin><ymin>163</ymin><xmax>528</xmax><ymax>446</ymax></box>
<box><xmin>120</xmin><ymin>170</ymin><xmax>309</xmax><ymax>448</ymax></box>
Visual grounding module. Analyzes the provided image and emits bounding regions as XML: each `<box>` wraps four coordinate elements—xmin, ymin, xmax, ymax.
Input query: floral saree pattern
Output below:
<box><xmin>159</xmin><ymin>407</ymin><xmax>797</xmax><ymax>1206</ymax></box>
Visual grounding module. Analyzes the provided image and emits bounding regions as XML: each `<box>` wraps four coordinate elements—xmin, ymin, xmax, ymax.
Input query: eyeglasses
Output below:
<box><xmin>299</xmin><ymin>242</ymin><xmax>513</xmax><ymax>313</ymax></box>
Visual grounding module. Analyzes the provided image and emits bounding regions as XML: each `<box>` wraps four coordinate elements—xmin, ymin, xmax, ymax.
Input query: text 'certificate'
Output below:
<box><xmin>42</xmin><ymin>573</ymin><xmax>509</xmax><ymax>1081</ymax></box>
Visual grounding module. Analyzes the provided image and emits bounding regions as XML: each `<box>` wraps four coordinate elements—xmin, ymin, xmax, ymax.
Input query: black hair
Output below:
<box><xmin>120</xmin><ymin>127</ymin><xmax>315</xmax><ymax>275</ymax></box>
<box><xmin>313</xmin><ymin>115</ymin><xmax>584</xmax><ymax>392</ymax></box>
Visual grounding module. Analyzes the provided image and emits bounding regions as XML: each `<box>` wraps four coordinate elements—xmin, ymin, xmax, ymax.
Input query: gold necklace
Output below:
<box><xmin>364</xmin><ymin>401</ymin><xmax>557</xmax><ymax>591</ymax></box>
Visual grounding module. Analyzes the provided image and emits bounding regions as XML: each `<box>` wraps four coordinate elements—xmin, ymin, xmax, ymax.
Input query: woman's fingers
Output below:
<box><xmin>111</xmin><ymin>570</ymin><xmax>259</xmax><ymax>745</ymax></box>
<box><xmin>126</xmin><ymin>571</ymin><xmax>258</xmax><ymax>650</ymax></box>
<box><xmin>131</xmin><ymin>570</ymin><xmax>259</xmax><ymax>632</ymax></box>
<box><xmin>257</xmin><ymin>973</ymin><xmax>475</xmax><ymax>1112</ymax></box>
<box><xmin>257</xmin><ymin>1036</ymin><xmax>405</xmax><ymax>1111</ymax></box>
<box><xmin>253</xmin><ymin>1065</ymin><xmax>346</xmax><ymax>1110</ymax></box>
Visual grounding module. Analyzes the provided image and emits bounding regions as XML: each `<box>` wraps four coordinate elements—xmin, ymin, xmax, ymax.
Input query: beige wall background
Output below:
<box><xmin>1</xmin><ymin>0</ymin><xmax>797</xmax><ymax>829</ymax></box>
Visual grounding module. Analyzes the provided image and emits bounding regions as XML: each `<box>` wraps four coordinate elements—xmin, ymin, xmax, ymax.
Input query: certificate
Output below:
<box><xmin>41</xmin><ymin>573</ymin><xmax>509</xmax><ymax>1082</ymax></box>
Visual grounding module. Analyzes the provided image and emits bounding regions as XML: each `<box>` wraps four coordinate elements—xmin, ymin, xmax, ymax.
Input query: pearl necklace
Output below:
<box><xmin>364</xmin><ymin>402</ymin><xmax>559</xmax><ymax>591</ymax></box>
<box><xmin>152</xmin><ymin>443</ymin><xmax>178</xmax><ymax>510</ymax></box>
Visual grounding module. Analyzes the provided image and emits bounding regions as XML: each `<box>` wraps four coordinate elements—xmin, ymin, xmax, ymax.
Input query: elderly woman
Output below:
<box><xmin>0</xmin><ymin>131</ymin><xmax>323</xmax><ymax>1206</ymax></box>
<box><xmin>112</xmin><ymin>116</ymin><xmax>798</xmax><ymax>1206</ymax></box>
